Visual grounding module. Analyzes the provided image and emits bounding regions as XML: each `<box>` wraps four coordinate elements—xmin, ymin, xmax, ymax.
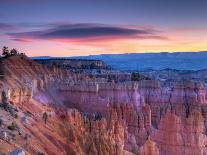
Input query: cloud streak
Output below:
<box><xmin>7</xmin><ymin>23</ymin><xmax>167</xmax><ymax>42</ymax></box>
<box><xmin>0</xmin><ymin>23</ymin><xmax>19</xmax><ymax>31</ymax></box>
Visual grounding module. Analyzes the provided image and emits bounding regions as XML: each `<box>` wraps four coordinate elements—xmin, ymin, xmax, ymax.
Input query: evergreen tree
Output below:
<box><xmin>10</xmin><ymin>48</ymin><xmax>18</xmax><ymax>56</ymax></box>
<box><xmin>43</xmin><ymin>112</ymin><xmax>48</xmax><ymax>124</ymax></box>
<box><xmin>2</xmin><ymin>46</ymin><xmax>9</xmax><ymax>57</ymax></box>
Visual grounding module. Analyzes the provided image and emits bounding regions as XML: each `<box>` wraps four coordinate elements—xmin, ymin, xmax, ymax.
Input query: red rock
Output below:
<box><xmin>140</xmin><ymin>136</ymin><xmax>159</xmax><ymax>155</ymax></box>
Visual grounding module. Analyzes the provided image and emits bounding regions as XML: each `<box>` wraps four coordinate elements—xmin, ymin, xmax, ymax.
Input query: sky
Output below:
<box><xmin>0</xmin><ymin>0</ymin><xmax>207</xmax><ymax>56</ymax></box>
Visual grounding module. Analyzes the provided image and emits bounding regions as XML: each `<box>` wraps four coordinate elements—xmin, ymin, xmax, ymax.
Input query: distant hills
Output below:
<box><xmin>32</xmin><ymin>51</ymin><xmax>207</xmax><ymax>71</ymax></box>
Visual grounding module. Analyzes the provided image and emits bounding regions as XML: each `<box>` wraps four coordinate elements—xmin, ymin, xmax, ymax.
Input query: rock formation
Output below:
<box><xmin>140</xmin><ymin>136</ymin><xmax>159</xmax><ymax>155</ymax></box>
<box><xmin>1</xmin><ymin>55</ymin><xmax>207</xmax><ymax>154</ymax></box>
<box><xmin>153</xmin><ymin>111</ymin><xmax>207</xmax><ymax>155</ymax></box>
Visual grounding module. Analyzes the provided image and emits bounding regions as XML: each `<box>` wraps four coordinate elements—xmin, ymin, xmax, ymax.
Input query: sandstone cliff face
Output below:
<box><xmin>66</xmin><ymin>109</ymin><xmax>125</xmax><ymax>155</ymax></box>
<box><xmin>140</xmin><ymin>137</ymin><xmax>159</xmax><ymax>155</ymax></box>
<box><xmin>107</xmin><ymin>103</ymin><xmax>207</xmax><ymax>155</ymax></box>
<box><xmin>0</xmin><ymin>56</ymin><xmax>127</xmax><ymax>155</ymax></box>
<box><xmin>1</xmin><ymin>55</ymin><xmax>207</xmax><ymax>155</ymax></box>
<box><xmin>0</xmin><ymin>93</ymin><xmax>127</xmax><ymax>155</ymax></box>
<box><xmin>153</xmin><ymin>111</ymin><xmax>207</xmax><ymax>155</ymax></box>
<box><xmin>54</xmin><ymin>79</ymin><xmax>207</xmax><ymax>136</ymax></box>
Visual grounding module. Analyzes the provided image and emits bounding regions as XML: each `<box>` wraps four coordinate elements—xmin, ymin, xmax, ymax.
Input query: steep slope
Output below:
<box><xmin>0</xmin><ymin>56</ymin><xmax>127</xmax><ymax>155</ymax></box>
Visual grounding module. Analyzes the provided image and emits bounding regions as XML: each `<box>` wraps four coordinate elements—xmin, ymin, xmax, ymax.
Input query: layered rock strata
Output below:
<box><xmin>1</xmin><ymin>56</ymin><xmax>207</xmax><ymax>154</ymax></box>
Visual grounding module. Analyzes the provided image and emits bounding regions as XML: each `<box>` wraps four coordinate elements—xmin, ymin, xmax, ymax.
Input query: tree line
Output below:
<box><xmin>1</xmin><ymin>46</ymin><xmax>25</xmax><ymax>58</ymax></box>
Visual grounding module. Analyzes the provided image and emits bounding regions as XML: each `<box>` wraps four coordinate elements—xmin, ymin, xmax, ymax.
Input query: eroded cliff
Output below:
<box><xmin>1</xmin><ymin>55</ymin><xmax>207</xmax><ymax>155</ymax></box>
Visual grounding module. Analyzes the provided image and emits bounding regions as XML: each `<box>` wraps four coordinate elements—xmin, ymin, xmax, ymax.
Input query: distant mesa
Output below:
<box><xmin>32</xmin><ymin>51</ymin><xmax>207</xmax><ymax>71</ymax></box>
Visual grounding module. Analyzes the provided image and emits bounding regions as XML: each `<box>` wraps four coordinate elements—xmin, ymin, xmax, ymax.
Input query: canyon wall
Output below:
<box><xmin>1</xmin><ymin>55</ymin><xmax>207</xmax><ymax>154</ymax></box>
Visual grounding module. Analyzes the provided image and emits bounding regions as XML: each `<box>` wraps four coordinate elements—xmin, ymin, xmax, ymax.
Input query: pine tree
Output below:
<box><xmin>10</xmin><ymin>48</ymin><xmax>18</xmax><ymax>56</ymax></box>
<box><xmin>2</xmin><ymin>46</ymin><xmax>9</xmax><ymax>57</ymax></box>
<box><xmin>43</xmin><ymin>112</ymin><xmax>48</xmax><ymax>124</ymax></box>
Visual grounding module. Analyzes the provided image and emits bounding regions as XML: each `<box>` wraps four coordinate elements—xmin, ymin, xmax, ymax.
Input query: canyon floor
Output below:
<box><xmin>1</xmin><ymin>55</ymin><xmax>207</xmax><ymax>155</ymax></box>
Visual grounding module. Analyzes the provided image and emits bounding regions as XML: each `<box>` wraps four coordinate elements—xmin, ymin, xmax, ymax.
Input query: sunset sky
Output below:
<box><xmin>0</xmin><ymin>0</ymin><xmax>207</xmax><ymax>56</ymax></box>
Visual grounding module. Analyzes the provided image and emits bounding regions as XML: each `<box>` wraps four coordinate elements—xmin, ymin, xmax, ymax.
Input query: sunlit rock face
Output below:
<box><xmin>1</xmin><ymin>55</ymin><xmax>207</xmax><ymax>155</ymax></box>
<box><xmin>140</xmin><ymin>137</ymin><xmax>160</xmax><ymax>155</ymax></box>
<box><xmin>153</xmin><ymin>111</ymin><xmax>207</xmax><ymax>155</ymax></box>
<box><xmin>55</xmin><ymin>79</ymin><xmax>207</xmax><ymax>128</ymax></box>
<box><xmin>61</xmin><ymin>109</ymin><xmax>126</xmax><ymax>155</ymax></box>
<box><xmin>107</xmin><ymin>103</ymin><xmax>207</xmax><ymax>155</ymax></box>
<box><xmin>57</xmin><ymin>82</ymin><xmax>144</xmax><ymax>115</ymax></box>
